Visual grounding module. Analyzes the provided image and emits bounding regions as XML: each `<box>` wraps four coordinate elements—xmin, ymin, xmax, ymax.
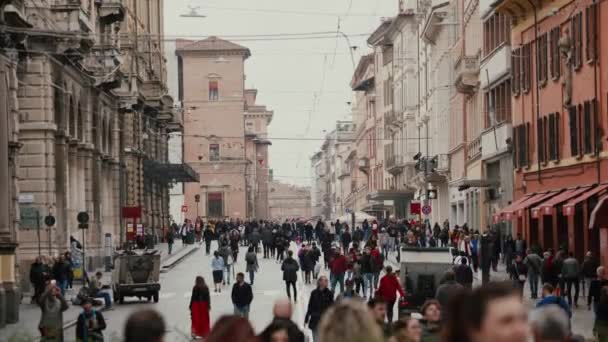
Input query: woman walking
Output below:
<box><xmin>245</xmin><ymin>247</ymin><xmax>259</xmax><ymax>285</ymax></box>
<box><xmin>211</xmin><ymin>251</ymin><xmax>225</xmax><ymax>293</ymax></box>
<box><xmin>190</xmin><ymin>276</ymin><xmax>211</xmax><ymax>339</ymax></box>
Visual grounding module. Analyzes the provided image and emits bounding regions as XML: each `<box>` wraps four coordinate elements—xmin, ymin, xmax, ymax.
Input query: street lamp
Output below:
<box><xmin>194</xmin><ymin>194</ymin><xmax>200</xmax><ymax>218</ymax></box>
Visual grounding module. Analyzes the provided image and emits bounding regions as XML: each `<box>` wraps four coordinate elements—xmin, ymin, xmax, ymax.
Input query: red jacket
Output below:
<box><xmin>329</xmin><ymin>255</ymin><xmax>348</xmax><ymax>275</ymax></box>
<box><xmin>377</xmin><ymin>274</ymin><xmax>405</xmax><ymax>302</ymax></box>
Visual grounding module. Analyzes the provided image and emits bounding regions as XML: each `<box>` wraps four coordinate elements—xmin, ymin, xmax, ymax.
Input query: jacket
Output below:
<box><xmin>231</xmin><ymin>282</ymin><xmax>253</xmax><ymax>308</ymax></box>
<box><xmin>260</xmin><ymin>318</ymin><xmax>305</xmax><ymax>342</ymax></box>
<box><xmin>524</xmin><ymin>253</ymin><xmax>543</xmax><ymax>274</ymax></box>
<box><xmin>329</xmin><ymin>255</ymin><xmax>348</xmax><ymax>275</ymax></box>
<box><xmin>75</xmin><ymin>309</ymin><xmax>106</xmax><ymax>342</ymax></box>
<box><xmin>377</xmin><ymin>274</ymin><xmax>405</xmax><ymax>302</ymax></box>
<box><xmin>245</xmin><ymin>252</ymin><xmax>258</xmax><ymax>272</ymax></box>
<box><xmin>211</xmin><ymin>257</ymin><xmax>225</xmax><ymax>271</ymax></box>
<box><xmin>537</xmin><ymin>295</ymin><xmax>571</xmax><ymax>317</ymax></box>
<box><xmin>581</xmin><ymin>257</ymin><xmax>599</xmax><ymax>278</ymax></box>
<box><xmin>453</xmin><ymin>264</ymin><xmax>474</xmax><ymax>285</ymax></box>
<box><xmin>360</xmin><ymin>254</ymin><xmax>373</xmax><ymax>274</ymax></box>
<box><xmin>561</xmin><ymin>257</ymin><xmax>580</xmax><ymax>279</ymax></box>
<box><xmin>282</xmin><ymin>257</ymin><xmax>300</xmax><ymax>282</ymax></box>
<box><xmin>190</xmin><ymin>286</ymin><xmax>210</xmax><ymax>310</ymax></box>
<box><xmin>305</xmin><ymin>288</ymin><xmax>334</xmax><ymax>330</ymax></box>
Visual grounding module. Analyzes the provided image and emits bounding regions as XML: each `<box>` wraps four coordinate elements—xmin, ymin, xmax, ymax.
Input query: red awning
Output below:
<box><xmin>589</xmin><ymin>194</ymin><xmax>608</xmax><ymax>229</ymax></box>
<box><xmin>504</xmin><ymin>191</ymin><xmax>559</xmax><ymax>220</ymax></box>
<box><xmin>496</xmin><ymin>194</ymin><xmax>534</xmax><ymax>220</ymax></box>
<box><xmin>563</xmin><ymin>184</ymin><xmax>608</xmax><ymax>216</ymax></box>
<box><xmin>531</xmin><ymin>186</ymin><xmax>591</xmax><ymax>218</ymax></box>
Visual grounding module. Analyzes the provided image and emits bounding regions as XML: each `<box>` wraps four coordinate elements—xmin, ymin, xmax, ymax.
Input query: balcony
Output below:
<box><xmin>454</xmin><ymin>55</ymin><xmax>479</xmax><ymax>94</ymax></box>
<box><xmin>480</xmin><ymin>45</ymin><xmax>511</xmax><ymax>89</ymax></box>
<box><xmin>386</xmin><ymin>155</ymin><xmax>405</xmax><ymax>175</ymax></box>
<box><xmin>466</xmin><ymin>136</ymin><xmax>482</xmax><ymax>162</ymax></box>
<box><xmin>358</xmin><ymin>157</ymin><xmax>370</xmax><ymax>174</ymax></box>
<box><xmin>98</xmin><ymin>0</ymin><xmax>126</xmax><ymax>24</ymax></box>
<box><xmin>338</xmin><ymin>166</ymin><xmax>351</xmax><ymax>180</ymax></box>
<box><xmin>481</xmin><ymin>122</ymin><xmax>512</xmax><ymax>160</ymax></box>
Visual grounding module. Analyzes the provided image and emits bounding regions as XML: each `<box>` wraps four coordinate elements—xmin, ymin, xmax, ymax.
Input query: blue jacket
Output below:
<box><xmin>536</xmin><ymin>295</ymin><xmax>572</xmax><ymax>317</ymax></box>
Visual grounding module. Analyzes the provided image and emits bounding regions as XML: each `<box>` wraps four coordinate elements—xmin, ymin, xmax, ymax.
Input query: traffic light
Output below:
<box><xmin>426</xmin><ymin>189</ymin><xmax>438</xmax><ymax>200</ymax></box>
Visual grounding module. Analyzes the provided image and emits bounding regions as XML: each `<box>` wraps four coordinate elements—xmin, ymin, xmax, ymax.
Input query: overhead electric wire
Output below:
<box><xmin>191</xmin><ymin>5</ymin><xmax>388</xmax><ymax>17</ymax></box>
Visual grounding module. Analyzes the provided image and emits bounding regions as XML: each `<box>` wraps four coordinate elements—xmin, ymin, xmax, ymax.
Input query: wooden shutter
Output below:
<box><xmin>586</xmin><ymin>4</ymin><xmax>597</xmax><ymax>62</ymax></box>
<box><xmin>512</xmin><ymin>48</ymin><xmax>520</xmax><ymax>94</ymax></box>
<box><xmin>569</xmin><ymin>106</ymin><xmax>579</xmax><ymax>156</ymax></box>
<box><xmin>537</xmin><ymin>117</ymin><xmax>545</xmax><ymax>163</ymax></box>
<box><xmin>583</xmin><ymin>101</ymin><xmax>593</xmax><ymax>154</ymax></box>
<box><xmin>513</xmin><ymin>126</ymin><xmax>518</xmax><ymax>167</ymax></box>
<box><xmin>548</xmin><ymin>114</ymin><xmax>556</xmax><ymax>160</ymax></box>
<box><xmin>525</xmin><ymin>123</ymin><xmax>530</xmax><ymax>166</ymax></box>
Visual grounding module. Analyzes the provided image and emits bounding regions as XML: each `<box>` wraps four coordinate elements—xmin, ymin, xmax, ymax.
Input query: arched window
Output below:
<box><xmin>209</xmin><ymin>80</ymin><xmax>219</xmax><ymax>101</ymax></box>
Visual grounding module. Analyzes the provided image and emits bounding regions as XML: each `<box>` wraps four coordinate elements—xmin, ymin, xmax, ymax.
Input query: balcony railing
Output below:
<box><xmin>386</xmin><ymin>155</ymin><xmax>405</xmax><ymax>175</ymax></box>
<box><xmin>454</xmin><ymin>55</ymin><xmax>479</xmax><ymax>94</ymax></box>
<box><xmin>466</xmin><ymin>137</ymin><xmax>482</xmax><ymax>161</ymax></box>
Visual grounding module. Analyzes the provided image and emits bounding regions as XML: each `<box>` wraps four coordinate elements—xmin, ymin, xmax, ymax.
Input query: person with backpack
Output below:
<box><xmin>282</xmin><ymin>250</ymin><xmax>300</xmax><ymax>302</ymax></box>
<box><xmin>245</xmin><ymin>246</ymin><xmax>259</xmax><ymax>285</ymax></box>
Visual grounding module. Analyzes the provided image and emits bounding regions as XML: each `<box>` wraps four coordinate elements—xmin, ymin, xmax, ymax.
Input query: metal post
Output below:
<box><xmin>82</xmin><ymin>228</ymin><xmax>86</xmax><ymax>284</ymax></box>
<box><xmin>36</xmin><ymin>210</ymin><xmax>41</xmax><ymax>256</ymax></box>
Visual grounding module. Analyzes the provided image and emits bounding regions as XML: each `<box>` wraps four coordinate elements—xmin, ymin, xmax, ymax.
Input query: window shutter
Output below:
<box><xmin>583</xmin><ymin>101</ymin><xmax>593</xmax><ymax>154</ymax></box>
<box><xmin>513</xmin><ymin>126</ymin><xmax>518</xmax><ymax>167</ymax></box>
<box><xmin>525</xmin><ymin>123</ymin><xmax>530</xmax><ymax>166</ymax></box>
<box><xmin>569</xmin><ymin>106</ymin><xmax>579</xmax><ymax>156</ymax></box>
<box><xmin>537</xmin><ymin>117</ymin><xmax>545</xmax><ymax>163</ymax></box>
<box><xmin>548</xmin><ymin>114</ymin><xmax>556</xmax><ymax>160</ymax></box>
<box><xmin>593</xmin><ymin>98</ymin><xmax>599</xmax><ymax>153</ymax></box>
<box><xmin>555</xmin><ymin>112</ymin><xmax>560</xmax><ymax>160</ymax></box>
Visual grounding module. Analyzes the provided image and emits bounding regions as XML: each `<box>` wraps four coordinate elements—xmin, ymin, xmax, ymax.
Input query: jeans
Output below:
<box><xmin>205</xmin><ymin>241</ymin><xmax>211</xmax><ymax>255</ymax></box>
<box><xmin>285</xmin><ymin>280</ymin><xmax>297</xmax><ymax>301</ymax></box>
<box><xmin>225</xmin><ymin>265</ymin><xmax>232</xmax><ymax>284</ymax></box>
<box><xmin>373</xmin><ymin>272</ymin><xmax>380</xmax><ymax>289</ymax></box>
<box><xmin>381</xmin><ymin>245</ymin><xmax>389</xmax><ymax>258</ymax></box>
<box><xmin>58</xmin><ymin>279</ymin><xmax>68</xmax><ymax>296</ymax></box>
<box><xmin>94</xmin><ymin>292</ymin><xmax>112</xmax><ymax>308</ymax></box>
<box><xmin>167</xmin><ymin>242</ymin><xmax>173</xmax><ymax>255</ymax></box>
<box><xmin>528</xmin><ymin>272</ymin><xmax>540</xmax><ymax>298</ymax></box>
<box><xmin>331</xmin><ymin>273</ymin><xmax>345</xmax><ymax>294</ymax></box>
<box><xmin>249</xmin><ymin>270</ymin><xmax>255</xmax><ymax>285</ymax></box>
<box><xmin>234</xmin><ymin>305</ymin><xmax>250</xmax><ymax>319</ymax></box>
<box><xmin>386</xmin><ymin>299</ymin><xmax>396</xmax><ymax>323</ymax></box>
<box><xmin>363</xmin><ymin>273</ymin><xmax>375</xmax><ymax>298</ymax></box>
<box><xmin>263</xmin><ymin>243</ymin><xmax>269</xmax><ymax>258</ymax></box>
<box><xmin>565</xmin><ymin>277</ymin><xmax>579</xmax><ymax>306</ymax></box>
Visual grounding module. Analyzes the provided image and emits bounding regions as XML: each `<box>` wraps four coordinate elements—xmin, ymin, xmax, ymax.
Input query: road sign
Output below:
<box><xmin>194</xmin><ymin>194</ymin><xmax>201</xmax><ymax>203</ymax></box>
<box><xmin>421</xmin><ymin>205</ymin><xmax>432</xmax><ymax>215</ymax></box>
<box><xmin>18</xmin><ymin>193</ymin><xmax>34</xmax><ymax>204</ymax></box>
<box><xmin>44</xmin><ymin>215</ymin><xmax>56</xmax><ymax>227</ymax></box>
<box><xmin>181</xmin><ymin>205</ymin><xmax>188</xmax><ymax>213</ymax></box>
<box><xmin>77</xmin><ymin>211</ymin><xmax>89</xmax><ymax>224</ymax></box>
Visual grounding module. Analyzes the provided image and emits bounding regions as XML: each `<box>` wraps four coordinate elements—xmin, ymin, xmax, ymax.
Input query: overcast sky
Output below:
<box><xmin>164</xmin><ymin>0</ymin><xmax>395</xmax><ymax>186</ymax></box>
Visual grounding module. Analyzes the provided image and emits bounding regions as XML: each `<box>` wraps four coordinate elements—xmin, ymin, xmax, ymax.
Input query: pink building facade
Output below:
<box><xmin>176</xmin><ymin>37</ymin><xmax>273</xmax><ymax>220</ymax></box>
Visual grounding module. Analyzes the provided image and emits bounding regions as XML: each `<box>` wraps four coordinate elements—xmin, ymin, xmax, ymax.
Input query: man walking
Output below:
<box><xmin>231</xmin><ymin>273</ymin><xmax>253</xmax><ymax>319</ymax></box>
<box><xmin>524</xmin><ymin>249</ymin><xmax>543</xmax><ymax>299</ymax></box>
<box><xmin>329</xmin><ymin>248</ymin><xmax>348</xmax><ymax>294</ymax></box>
<box><xmin>561</xmin><ymin>252</ymin><xmax>581</xmax><ymax>307</ymax></box>
<box><xmin>203</xmin><ymin>225</ymin><xmax>214</xmax><ymax>255</ymax></box>
<box><xmin>260</xmin><ymin>298</ymin><xmax>305</xmax><ymax>342</ymax></box>
<box><xmin>282</xmin><ymin>250</ymin><xmax>300</xmax><ymax>302</ymax></box>
<box><xmin>453</xmin><ymin>257</ymin><xmax>474</xmax><ymax>289</ymax></box>
<box><xmin>305</xmin><ymin>276</ymin><xmax>334</xmax><ymax>342</ymax></box>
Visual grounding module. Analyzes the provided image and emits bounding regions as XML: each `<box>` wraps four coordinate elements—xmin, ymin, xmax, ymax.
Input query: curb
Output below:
<box><xmin>160</xmin><ymin>246</ymin><xmax>198</xmax><ymax>272</ymax></box>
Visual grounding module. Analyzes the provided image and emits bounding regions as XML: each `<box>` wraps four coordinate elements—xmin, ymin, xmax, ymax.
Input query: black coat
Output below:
<box><xmin>454</xmin><ymin>264</ymin><xmax>473</xmax><ymax>285</ymax></box>
<box><xmin>282</xmin><ymin>257</ymin><xmax>300</xmax><ymax>282</ymax></box>
<box><xmin>305</xmin><ymin>288</ymin><xmax>334</xmax><ymax>331</ymax></box>
<box><xmin>260</xmin><ymin>318</ymin><xmax>305</xmax><ymax>342</ymax></box>
<box><xmin>190</xmin><ymin>286</ymin><xmax>210</xmax><ymax>310</ymax></box>
<box><xmin>231</xmin><ymin>282</ymin><xmax>253</xmax><ymax>308</ymax></box>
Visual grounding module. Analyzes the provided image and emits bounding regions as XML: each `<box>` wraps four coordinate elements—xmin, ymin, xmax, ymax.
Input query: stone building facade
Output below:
<box><xmin>268</xmin><ymin>181</ymin><xmax>311</xmax><ymax>221</ymax></box>
<box><xmin>0</xmin><ymin>0</ymin><xmax>180</xmax><ymax>314</ymax></box>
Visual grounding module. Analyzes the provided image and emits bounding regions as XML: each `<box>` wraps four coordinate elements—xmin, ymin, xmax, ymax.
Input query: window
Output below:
<box><xmin>484</xmin><ymin>80</ymin><xmax>512</xmax><ymax>128</ymax></box>
<box><xmin>207</xmin><ymin>192</ymin><xmax>223</xmax><ymax>217</ymax></box>
<box><xmin>549</xmin><ymin>27</ymin><xmax>561</xmax><ymax>79</ymax></box>
<box><xmin>583</xmin><ymin>100</ymin><xmax>597</xmax><ymax>154</ymax></box>
<box><xmin>483</xmin><ymin>13</ymin><xmax>511</xmax><ymax>57</ymax></box>
<box><xmin>209</xmin><ymin>80</ymin><xmax>219</xmax><ymax>101</ymax></box>
<box><xmin>522</xmin><ymin>43</ymin><xmax>532</xmax><ymax>92</ymax></box>
<box><xmin>537</xmin><ymin>33</ymin><xmax>548</xmax><ymax>85</ymax></box>
<box><xmin>569</xmin><ymin>106</ymin><xmax>579</xmax><ymax>156</ymax></box>
<box><xmin>209</xmin><ymin>143</ymin><xmax>220</xmax><ymax>161</ymax></box>
<box><xmin>537</xmin><ymin>117</ymin><xmax>546</xmax><ymax>163</ymax></box>
<box><xmin>514</xmin><ymin>124</ymin><xmax>529</xmax><ymax>168</ymax></box>
<box><xmin>548</xmin><ymin>113</ymin><xmax>560</xmax><ymax>161</ymax></box>
<box><xmin>586</xmin><ymin>3</ymin><xmax>598</xmax><ymax>62</ymax></box>
<box><xmin>571</xmin><ymin>12</ymin><xmax>583</xmax><ymax>69</ymax></box>
<box><xmin>512</xmin><ymin>48</ymin><xmax>521</xmax><ymax>95</ymax></box>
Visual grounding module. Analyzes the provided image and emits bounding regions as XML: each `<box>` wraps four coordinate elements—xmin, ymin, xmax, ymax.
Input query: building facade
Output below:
<box><xmin>495</xmin><ymin>0</ymin><xmax>608</xmax><ymax>262</ymax></box>
<box><xmin>0</xmin><ymin>0</ymin><xmax>183</xmax><ymax>325</ymax></box>
<box><xmin>268</xmin><ymin>180</ymin><xmax>311</xmax><ymax>221</ymax></box>
<box><xmin>177</xmin><ymin>37</ymin><xmax>273</xmax><ymax>220</ymax></box>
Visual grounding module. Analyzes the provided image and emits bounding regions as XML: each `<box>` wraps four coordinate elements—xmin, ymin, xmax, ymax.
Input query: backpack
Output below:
<box><xmin>246</xmin><ymin>253</ymin><xmax>256</xmax><ymax>265</ymax></box>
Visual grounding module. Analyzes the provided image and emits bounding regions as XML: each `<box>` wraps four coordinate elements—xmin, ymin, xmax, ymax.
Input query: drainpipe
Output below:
<box><xmin>526</xmin><ymin>0</ymin><xmax>541</xmax><ymax>183</ymax></box>
<box><xmin>592</xmin><ymin>0</ymin><xmax>600</xmax><ymax>183</ymax></box>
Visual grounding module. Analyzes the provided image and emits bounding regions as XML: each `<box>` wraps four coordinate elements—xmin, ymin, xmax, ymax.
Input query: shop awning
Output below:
<box><xmin>503</xmin><ymin>191</ymin><xmax>559</xmax><ymax>219</ymax></box>
<box><xmin>563</xmin><ymin>184</ymin><xmax>608</xmax><ymax>216</ymax></box>
<box><xmin>589</xmin><ymin>194</ymin><xmax>608</xmax><ymax>229</ymax></box>
<box><xmin>494</xmin><ymin>194</ymin><xmax>533</xmax><ymax>221</ymax></box>
<box><xmin>143</xmin><ymin>159</ymin><xmax>200</xmax><ymax>183</ymax></box>
<box><xmin>367</xmin><ymin>189</ymin><xmax>415</xmax><ymax>201</ymax></box>
<box><xmin>531</xmin><ymin>186</ymin><xmax>591</xmax><ymax>218</ymax></box>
